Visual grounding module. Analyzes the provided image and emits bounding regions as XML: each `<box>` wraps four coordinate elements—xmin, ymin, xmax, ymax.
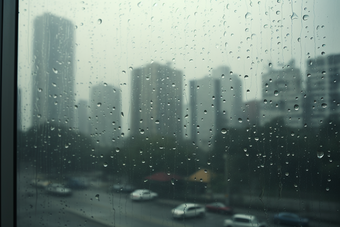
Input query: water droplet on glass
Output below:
<box><xmin>269</xmin><ymin>63</ymin><xmax>272</xmax><ymax>67</ymax></box>
<box><xmin>103</xmin><ymin>163</ymin><xmax>108</xmax><ymax>167</ymax></box>
<box><xmin>291</xmin><ymin>12</ymin><xmax>298</xmax><ymax>20</ymax></box>
<box><xmin>221</xmin><ymin>128</ymin><xmax>227</xmax><ymax>134</ymax></box>
<box><xmin>97</xmin><ymin>103</ymin><xmax>101</xmax><ymax>107</ymax></box>
<box><xmin>317</xmin><ymin>151</ymin><xmax>324</xmax><ymax>159</ymax></box>
<box><xmin>238</xmin><ymin>118</ymin><xmax>243</xmax><ymax>123</ymax></box>
<box><xmin>274</xmin><ymin>90</ymin><xmax>279</xmax><ymax>96</ymax></box>
<box><xmin>97</xmin><ymin>19</ymin><xmax>102</xmax><ymax>24</ymax></box>
<box><xmin>245</xmin><ymin>12</ymin><xmax>251</xmax><ymax>19</ymax></box>
<box><xmin>294</xmin><ymin>105</ymin><xmax>299</xmax><ymax>110</ymax></box>
<box><xmin>52</xmin><ymin>68</ymin><xmax>58</xmax><ymax>74</ymax></box>
<box><xmin>321</xmin><ymin>103</ymin><xmax>327</xmax><ymax>108</ymax></box>
<box><xmin>303</xmin><ymin>15</ymin><xmax>309</xmax><ymax>21</ymax></box>
<box><xmin>95</xmin><ymin>194</ymin><xmax>100</xmax><ymax>201</ymax></box>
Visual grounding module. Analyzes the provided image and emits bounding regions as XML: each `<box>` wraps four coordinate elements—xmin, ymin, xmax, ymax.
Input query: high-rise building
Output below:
<box><xmin>189</xmin><ymin>66</ymin><xmax>243</xmax><ymax>151</ymax></box>
<box><xmin>190</xmin><ymin>77</ymin><xmax>219</xmax><ymax>151</ymax></box>
<box><xmin>89</xmin><ymin>84</ymin><xmax>121</xmax><ymax>147</ymax></box>
<box><xmin>212</xmin><ymin>66</ymin><xmax>243</xmax><ymax>129</ymax></box>
<box><xmin>305</xmin><ymin>54</ymin><xmax>340</xmax><ymax>127</ymax></box>
<box><xmin>260</xmin><ymin>60</ymin><xmax>303</xmax><ymax>128</ymax></box>
<box><xmin>31</xmin><ymin>13</ymin><xmax>75</xmax><ymax>127</ymax></box>
<box><xmin>130</xmin><ymin>63</ymin><xmax>183</xmax><ymax>138</ymax></box>
<box><xmin>75</xmin><ymin>99</ymin><xmax>90</xmax><ymax>135</ymax></box>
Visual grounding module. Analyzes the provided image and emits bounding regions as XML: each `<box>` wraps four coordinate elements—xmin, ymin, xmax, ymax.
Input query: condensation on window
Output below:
<box><xmin>17</xmin><ymin>1</ymin><xmax>340</xmax><ymax>227</ymax></box>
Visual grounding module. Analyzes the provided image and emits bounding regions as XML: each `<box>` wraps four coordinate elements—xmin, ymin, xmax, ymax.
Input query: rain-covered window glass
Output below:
<box><xmin>17</xmin><ymin>1</ymin><xmax>339</xmax><ymax>227</ymax></box>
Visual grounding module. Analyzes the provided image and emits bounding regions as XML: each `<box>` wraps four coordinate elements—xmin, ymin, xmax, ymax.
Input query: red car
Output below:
<box><xmin>205</xmin><ymin>202</ymin><xmax>233</xmax><ymax>214</ymax></box>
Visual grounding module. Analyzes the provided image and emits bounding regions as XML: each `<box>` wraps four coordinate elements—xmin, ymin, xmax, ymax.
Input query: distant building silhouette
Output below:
<box><xmin>190</xmin><ymin>77</ymin><xmax>218</xmax><ymax>151</ymax></box>
<box><xmin>130</xmin><ymin>63</ymin><xmax>183</xmax><ymax>138</ymax></box>
<box><xmin>189</xmin><ymin>66</ymin><xmax>242</xmax><ymax>151</ymax></box>
<box><xmin>261</xmin><ymin>60</ymin><xmax>303</xmax><ymax>128</ymax></box>
<box><xmin>89</xmin><ymin>84</ymin><xmax>121</xmax><ymax>147</ymax></box>
<box><xmin>212</xmin><ymin>66</ymin><xmax>243</xmax><ymax>129</ymax></box>
<box><xmin>243</xmin><ymin>100</ymin><xmax>260</xmax><ymax>126</ymax></box>
<box><xmin>31</xmin><ymin>13</ymin><xmax>75</xmax><ymax>127</ymax></box>
<box><xmin>305</xmin><ymin>54</ymin><xmax>340</xmax><ymax>127</ymax></box>
<box><xmin>75</xmin><ymin>99</ymin><xmax>90</xmax><ymax>135</ymax></box>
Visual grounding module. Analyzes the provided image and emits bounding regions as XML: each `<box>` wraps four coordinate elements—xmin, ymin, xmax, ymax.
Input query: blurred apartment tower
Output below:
<box><xmin>243</xmin><ymin>100</ymin><xmax>260</xmax><ymax>127</ymax></box>
<box><xmin>212</xmin><ymin>66</ymin><xmax>243</xmax><ymax>129</ymax></box>
<box><xmin>189</xmin><ymin>66</ymin><xmax>243</xmax><ymax>151</ymax></box>
<box><xmin>260</xmin><ymin>60</ymin><xmax>303</xmax><ymax>128</ymax></box>
<box><xmin>89</xmin><ymin>84</ymin><xmax>121</xmax><ymax>147</ymax></box>
<box><xmin>305</xmin><ymin>54</ymin><xmax>340</xmax><ymax>127</ymax></box>
<box><xmin>190</xmin><ymin>77</ymin><xmax>218</xmax><ymax>152</ymax></box>
<box><xmin>75</xmin><ymin>99</ymin><xmax>90</xmax><ymax>135</ymax></box>
<box><xmin>31</xmin><ymin>13</ymin><xmax>75</xmax><ymax>127</ymax></box>
<box><xmin>130</xmin><ymin>63</ymin><xmax>183</xmax><ymax>138</ymax></box>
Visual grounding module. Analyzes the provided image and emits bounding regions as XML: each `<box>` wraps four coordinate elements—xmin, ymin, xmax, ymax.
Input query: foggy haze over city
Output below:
<box><xmin>18</xmin><ymin>0</ymin><xmax>340</xmax><ymax>135</ymax></box>
<box><xmin>14</xmin><ymin>2</ymin><xmax>340</xmax><ymax>226</ymax></box>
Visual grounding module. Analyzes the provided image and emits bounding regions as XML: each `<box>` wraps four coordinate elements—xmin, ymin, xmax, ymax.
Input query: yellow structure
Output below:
<box><xmin>187</xmin><ymin>169</ymin><xmax>215</xmax><ymax>183</ymax></box>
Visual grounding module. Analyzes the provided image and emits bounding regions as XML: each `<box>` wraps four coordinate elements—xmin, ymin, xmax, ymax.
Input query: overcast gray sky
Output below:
<box><xmin>18</xmin><ymin>0</ymin><xmax>340</xmax><ymax>131</ymax></box>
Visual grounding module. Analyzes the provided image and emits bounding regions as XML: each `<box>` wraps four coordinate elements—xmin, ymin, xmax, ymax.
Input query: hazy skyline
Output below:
<box><xmin>18</xmin><ymin>0</ymin><xmax>340</xmax><ymax>132</ymax></box>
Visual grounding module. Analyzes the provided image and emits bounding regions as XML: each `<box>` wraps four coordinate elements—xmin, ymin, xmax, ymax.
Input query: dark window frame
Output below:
<box><xmin>1</xmin><ymin>0</ymin><xmax>18</xmax><ymax>226</ymax></box>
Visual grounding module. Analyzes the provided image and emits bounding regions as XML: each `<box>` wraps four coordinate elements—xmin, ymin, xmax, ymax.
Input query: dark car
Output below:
<box><xmin>273</xmin><ymin>212</ymin><xmax>309</xmax><ymax>227</ymax></box>
<box><xmin>205</xmin><ymin>202</ymin><xmax>233</xmax><ymax>214</ymax></box>
<box><xmin>111</xmin><ymin>183</ymin><xmax>136</xmax><ymax>193</ymax></box>
<box><xmin>66</xmin><ymin>177</ymin><xmax>89</xmax><ymax>189</ymax></box>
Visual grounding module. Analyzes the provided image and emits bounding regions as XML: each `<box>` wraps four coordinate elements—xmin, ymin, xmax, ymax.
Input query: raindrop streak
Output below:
<box><xmin>291</xmin><ymin>12</ymin><xmax>298</xmax><ymax>20</ymax></box>
<box><xmin>317</xmin><ymin>151</ymin><xmax>324</xmax><ymax>159</ymax></box>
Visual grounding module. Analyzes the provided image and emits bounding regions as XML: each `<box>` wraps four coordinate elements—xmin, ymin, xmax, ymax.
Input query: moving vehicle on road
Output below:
<box><xmin>224</xmin><ymin>214</ymin><xmax>266</xmax><ymax>227</ymax></box>
<box><xmin>130</xmin><ymin>189</ymin><xmax>158</xmax><ymax>201</ymax></box>
<box><xmin>111</xmin><ymin>183</ymin><xmax>136</xmax><ymax>193</ymax></box>
<box><xmin>45</xmin><ymin>183</ymin><xmax>72</xmax><ymax>196</ymax></box>
<box><xmin>273</xmin><ymin>212</ymin><xmax>309</xmax><ymax>227</ymax></box>
<box><xmin>172</xmin><ymin>203</ymin><xmax>206</xmax><ymax>219</ymax></box>
<box><xmin>30</xmin><ymin>178</ymin><xmax>50</xmax><ymax>188</ymax></box>
<box><xmin>205</xmin><ymin>202</ymin><xmax>233</xmax><ymax>214</ymax></box>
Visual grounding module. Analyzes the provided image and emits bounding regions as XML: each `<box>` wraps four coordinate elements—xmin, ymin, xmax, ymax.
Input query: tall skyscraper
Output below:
<box><xmin>261</xmin><ymin>60</ymin><xmax>303</xmax><ymax>128</ymax></box>
<box><xmin>305</xmin><ymin>54</ymin><xmax>340</xmax><ymax>127</ymax></box>
<box><xmin>31</xmin><ymin>13</ymin><xmax>75</xmax><ymax>127</ymax></box>
<box><xmin>89</xmin><ymin>84</ymin><xmax>121</xmax><ymax>147</ymax></box>
<box><xmin>212</xmin><ymin>66</ymin><xmax>243</xmax><ymax>129</ymax></box>
<box><xmin>190</xmin><ymin>77</ymin><xmax>219</xmax><ymax>151</ymax></box>
<box><xmin>189</xmin><ymin>66</ymin><xmax>243</xmax><ymax>151</ymax></box>
<box><xmin>130</xmin><ymin>63</ymin><xmax>183</xmax><ymax>138</ymax></box>
<box><xmin>75</xmin><ymin>99</ymin><xmax>90</xmax><ymax>135</ymax></box>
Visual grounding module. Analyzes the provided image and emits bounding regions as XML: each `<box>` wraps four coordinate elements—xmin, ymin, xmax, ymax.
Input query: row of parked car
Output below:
<box><xmin>30</xmin><ymin>177</ymin><xmax>93</xmax><ymax>196</ymax></box>
<box><xmin>119</xmin><ymin>186</ymin><xmax>309</xmax><ymax>227</ymax></box>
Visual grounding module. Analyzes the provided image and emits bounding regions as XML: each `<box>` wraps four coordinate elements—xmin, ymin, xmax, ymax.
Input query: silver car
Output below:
<box><xmin>224</xmin><ymin>214</ymin><xmax>266</xmax><ymax>227</ymax></box>
<box><xmin>129</xmin><ymin>189</ymin><xmax>158</xmax><ymax>201</ymax></box>
<box><xmin>172</xmin><ymin>203</ymin><xmax>206</xmax><ymax>219</ymax></box>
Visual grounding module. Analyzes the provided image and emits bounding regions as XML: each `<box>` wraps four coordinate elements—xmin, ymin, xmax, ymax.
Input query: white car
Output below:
<box><xmin>172</xmin><ymin>203</ymin><xmax>206</xmax><ymax>219</ymax></box>
<box><xmin>45</xmin><ymin>183</ymin><xmax>72</xmax><ymax>196</ymax></box>
<box><xmin>129</xmin><ymin>189</ymin><xmax>158</xmax><ymax>201</ymax></box>
<box><xmin>224</xmin><ymin>214</ymin><xmax>266</xmax><ymax>227</ymax></box>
